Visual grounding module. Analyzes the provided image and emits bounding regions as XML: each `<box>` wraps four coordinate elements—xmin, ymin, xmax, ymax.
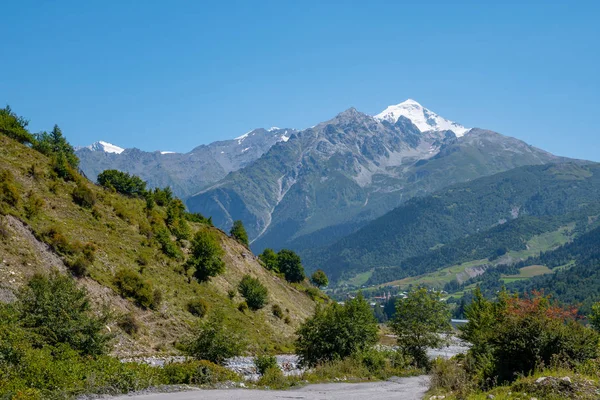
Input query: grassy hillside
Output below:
<box><xmin>0</xmin><ymin>133</ymin><xmax>318</xmax><ymax>356</ymax></box>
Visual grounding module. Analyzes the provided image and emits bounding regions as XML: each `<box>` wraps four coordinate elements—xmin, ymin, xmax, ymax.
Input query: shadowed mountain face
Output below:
<box><xmin>76</xmin><ymin>128</ymin><xmax>296</xmax><ymax>198</ymax></box>
<box><xmin>187</xmin><ymin>106</ymin><xmax>565</xmax><ymax>254</ymax></box>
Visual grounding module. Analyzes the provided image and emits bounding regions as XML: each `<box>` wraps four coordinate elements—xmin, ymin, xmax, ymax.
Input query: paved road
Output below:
<box><xmin>112</xmin><ymin>376</ymin><xmax>429</xmax><ymax>400</ymax></box>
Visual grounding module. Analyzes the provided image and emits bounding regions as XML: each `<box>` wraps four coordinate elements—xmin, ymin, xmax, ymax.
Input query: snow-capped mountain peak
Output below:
<box><xmin>86</xmin><ymin>141</ymin><xmax>125</xmax><ymax>154</ymax></box>
<box><xmin>374</xmin><ymin>99</ymin><xmax>469</xmax><ymax>137</ymax></box>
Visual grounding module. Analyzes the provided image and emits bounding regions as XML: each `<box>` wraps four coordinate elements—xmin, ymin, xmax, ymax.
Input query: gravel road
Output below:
<box><xmin>111</xmin><ymin>376</ymin><xmax>430</xmax><ymax>400</ymax></box>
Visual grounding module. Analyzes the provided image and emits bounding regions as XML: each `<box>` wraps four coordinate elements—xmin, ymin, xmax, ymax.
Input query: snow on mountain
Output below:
<box><xmin>86</xmin><ymin>141</ymin><xmax>125</xmax><ymax>154</ymax></box>
<box><xmin>374</xmin><ymin>99</ymin><xmax>469</xmax><ymax>137</ymax></box>
<box><xmin>160</xmin><ymin>151</ymin><xmax>176</xmax><ymax>154</ymax></box>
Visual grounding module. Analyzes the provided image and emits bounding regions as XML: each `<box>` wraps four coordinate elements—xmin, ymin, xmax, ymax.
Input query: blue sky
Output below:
<box><xmin>1</xmin><ymin>1</ymin><xmax>598</xmax><ymax>160</ymax></box>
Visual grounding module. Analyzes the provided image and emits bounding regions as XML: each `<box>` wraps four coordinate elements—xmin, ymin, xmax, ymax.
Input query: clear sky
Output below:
<box><xmin>1</xmin><ymin>1</ymin><xmax>598</xmax><ymax>160</ymax></box>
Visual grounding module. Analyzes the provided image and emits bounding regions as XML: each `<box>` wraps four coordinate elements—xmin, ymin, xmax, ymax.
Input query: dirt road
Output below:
<box><xmin>111</xmin><ymin>376</ymin><xmax>429</xmax><ymax>400</ymax></box>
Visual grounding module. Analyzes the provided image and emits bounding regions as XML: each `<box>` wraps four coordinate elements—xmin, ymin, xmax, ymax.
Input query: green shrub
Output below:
<box><xmin>152</xmin><ymin>187</ymin><xmax>173</xmax><ymax>206</ymax></box>
<box><xmin>238</xmin><ymin>275</ymin><xmax>268</xmax><ymax>310</ymax></box>
<box><xmin>254</xmin><ymin>354</ymin><xmax>278</xmax><ymax>375</ymax></box>
<box><xmin>227</xmin><ymin>288</ymin><xmax>236</xmax><ymax>300</ymax></box>
<box><xmin>256</xmin><ymin>366</ymin><xmax>288</xmax><ymax>388</ymax></box>
<box><xmin>16</xmin><ymin>272</ymin><xmax>111</xmax><ymax>356</ymax></box>
<box><xmin>34</xmin><ymin>125</ymin><xmax>79</xmax><ymax>169</ymax></box>
<box><xmin>460</xmin><ymin>289</ymin><xmax>600</xmax><ymax>385</ymax></box>
<box><xmin>72</xmin><ymin>182</ymin><xmax>96</xmax><ymax>208</ymax></box>
<box><xmin>354</xmin><ymin>348</ymin><xmax>387</xmax><ymax>373</ymax></box>
<box><xmin>295</xmin><ymin>293</ymin><xmax>378</xmax><ymax>367</ymax></box>
<box><xmin>230</xmin><ymin>220</ymin><xmax>249</xmax><ymax>246</ymax></box>
<box><xmin>41</xmin><ymin>225</ymin><xmax>76</xmax><ymax>255</ymax></box>
<box><xmin>113</xmin><ymin>269</ymin><xmax>155</xmax><ymax>309</ymax></box>
<box><xmin>272</xmin><ymin>304</ymin><xmax>284</xmax><ymax>319</ymax></box>
<box><xmin>0</xmin><ymin>105</ymin><xmax>34</xmax><ymax>144</ymax></box>
<box><xmin>91</xmin><ymin>206</ymin><xmax>102</xmax><ymax>220</ymax></box>
<box><xmin>24</xmin><ymin>191</ymin><xmax>44</xmax><ymax>219</ymax></box>
<box><xmin>429</xmin><ymin>357</ymin><xmax>475</xmax><ymax>397</ymax></box>
<box><xmin>97</xmin><ymin>170</ymin><xmax>146</xmax><ymax>197</ymax></box>
<box><xmin>305</xmin><ymin>287</ymin><xmax>320</xmax><ymax>301</ymax></box>
<box><xmin>67</xmin><ymin>254</ymin><xmax>91</xmax><ymax>277</ymax></box>
<box><xmin>118</xmin><ymin>313</ymin><xmax>141</xmax><ymax>336</ymax></box>
<box><xmin>259</xmin><ymin>248</ymin><xmax>279</xmax><ymax>272</ymax></box>
<box><xmin>184</xmin><ymin>312</ymin><xmax>247</xmax><ymax>365</ymax></box>
<box><xmin>0</xmin><ymin>169</ymin><xmax>20</xmax><ymax>207</ymax></box>
<box><xmin>187</xmin><ymin>228</ymin><xmax>225</xmax><ymax>282</ymax></box>
<box><xmin>237</xmin><ymin>301</ymin><xmax>248</xmax><ymax>312</ymax></box>
<box><xmin>187</xmin><ymin>298</ymin><xmax>209</xmax><ymax>318</ymax></box>
<box><xmin>310</xmin><ymin>269</ymin><xmax>329</xmax><ymax>288</ymax></box>
<box><xmin>162</xmin><ymin>360</ymin><xmax>241</xmax><ymax>385</ymax></box>
<box><xmin>284</xmin><ymin>316</ymin><xmax>291</xmax><ymax>325</ymax></box>
<box><xmin>155</xmin><ymin>227</ymin><xmax>183</xmax><ymax>259</ymax></box>
<box><xmin>51</xmin><ymin>152</ymin><xmax>77</xmax><ymax>181</ymax></box>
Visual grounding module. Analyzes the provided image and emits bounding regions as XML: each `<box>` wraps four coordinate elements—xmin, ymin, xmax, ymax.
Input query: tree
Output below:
<box><xmin>295</xmin><ymin>293</ymin><xmax>378</xmax><ymax>367</ymax></box>
<box><xmin>390</xmin><ymin>288</ymin><xmax>451</xmax><ymax>368</ymax></box>
<box><xmin>238</xmin><ymin>275</ymin><xmax>268</xmax><ymax>310</ymax></box>
<box><xmin>277</xmin><ymin>249</ymin><xmax>305</xmax><ymax>283</ymax></box>
<box><xmin>113</xmin><ymin>268</ymin><xmax>156</xmax><ymax>310</ymax></box>
<box><xmin>187</xmin><ymin>228</ymin><xmax>225</xmax><ymax>281</ymax></box>
<box><xmin>259</xmin><ymin>248</ymin><xmax>279</xmax><ymax>272</ymax></box>
<box><xmin>230</xmin><ymin>220</ymin><xmax>249</xmax><ymax>247</ymax></box>
<box><xmin>97</xmin><ymin>169</ymin><xmax>146</xmax><ymax>197</ymax></box>
<box><xmin>590</xmin><ymin>302</ymin><xmax>600</xmax><ymax>332</ymax></box>
<box><xmin>16</xmin><ymin>272</ymin><xmax>111</xmax><ymax>356</ymax></box>
<box><xmin>310</xmin><ymin>269</ymin><xmax>329</xmax><ymax>288</ymax></box>
<box><xmin>34</xmin><ymin>125</ymin><xmax>79</xmax><ymax>169</ymax></box>
<box><xmin>184</xmin><ymin>311</ymin><xmax>247</xmax><ymax>364</ymax></box>
<box><xmin>0</xmin><ymin>105</ymin><xmax>34</xmax><ymax>144</ymax></box>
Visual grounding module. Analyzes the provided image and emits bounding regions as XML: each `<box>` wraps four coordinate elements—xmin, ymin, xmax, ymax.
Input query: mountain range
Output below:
<box><xmin>77</xmin><ymin>99</ymin><xmax>578</xmax><ymax>285</ymax></box>
<box><xmin>186</xmin><ymin>101</ymin><xmax>566</xmax><ymax>255</ymax></box>
<box><xmin>76</xmin><ymin>127</ymin><xmax>295</xmax><ymax>198</ymax></box>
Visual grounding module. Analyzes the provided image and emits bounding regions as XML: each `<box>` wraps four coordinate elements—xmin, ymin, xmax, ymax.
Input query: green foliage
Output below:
<box><xmin>24</xmin><ymin>191</ymin><xmax>44</xmax><ymax>219</ymax></box>
<box><xmin>152</xmin><ymin>186</ymin><xmax>172</xmax><ymax>206</ymax></box>
<box><xmin>161</xmin><ymin>360</ymin><xmax>241</xmax><ymax>385</ymax></box>
<box><xmin>254</xmin><ymin>354</ymin><xmax>278</xmax><ymax>375</ymax></box>
<box><xmin>113</xmin><ymin>269</ymin><xmax>156</xmax><ymax>310</ymax></box>
<box><xmin>271</xmin><ymin>304</ymin><xmax>284</xmax><ymax>319</ymax></box>
<box><xmin>0</xmin><ymin>105</ymin><xmax>34</xmax><ymax>144</ymax></box>
<box><xmin>295</xmin><ymin>293</ymin><xmax>378</xmax><ymax>367</ymax></box>
<box><xmin>0</xmin><ymin>169</ymin><xmax>20</xmax><ymax>208</ymax></box>
<box><xmin>460</xmin><ymin>290</ymin><xmax>600</xmax><ymax>385</ymax></box>
<box><xmin>277</xmin><ymin>249</ymin><xmax>305</xmax><ymax>283</ymax></box>
<box><xmin>187</xmin><ymin>298</ymin><xmax>209</xmax><ymax>318</ymax></box>
<box><xmin>40</xmin><ymin>225</ymin><xmax>77</xmax><ymax>255</ymax></box>
<box><xmin>429</xmin><ymin>357</ymin><xmax>475</xmax><ymax>398</ymax></box>
<box><xmin>51</xmin><ymin>152</ymin><xmax>78</xmax><ymax>181</ymax></box>
<box><xmin>35</xmin><ymin>125</ymin><xmax>79</xmax><ymax>169</ymax></box>
<box><xmin>154</xmin><ymin>227</ymin><xmax>183</xmax><ymax>259</ymax></box>
<box><xmin>390</xmin><ymin>288</ymin><xmax>451</xmax><ymax>368</ymax></box>
<box><xmin>97</xmin><ymin>169</ymin><xmax>146</xmax><ymax>197</ymax></box>
<box><xmin>118</xmin><ymin>313</ymin><xmax>141</xmax><ymax>336</ymax></box>
<box><xmin>187</xmin><ymin>228</ymin><xmax>225</xmax><ymax>282</ymax></box>
<box><xmin>259</xmin><ymin>248</ymin><xmax>279</xmax><ymax>272</ymax></box>
<box><xmin>184</xmin><ymin>312</ymin><xmax>247</xmax><ymax>365</ymax></box>
<box><xmin>310</xmin><ymin>269</ymin><xmax>329</xmax><ymax>288</ymax></box>
<box><xmin>590</xmin><ymin>302</ymin><xmax>600</xmax><ymax>332</ymax></box>
<box><xmin>230</xmin><ymin>220</ymin><xmax>249</xmax><ymax>246</ymax></box>
<box><xmin>67</xmin><ymin>254</ymin><xmax>92</xmax><ymax>277</ymax></box>
<box><xmin>15</xmin><ymin>272</ymin><xmax>111</xmax><ymax>356</ymax></box>
<box><xmin>237</xmin><ymin>275</ymin><xmax>268</xmax><ymax>310</ymax></box>
<box><xmin>72</xmin><ymin>181</ymin><xmax>96</xmax><ymax>208</ymax></box>
<box><xmin>309</xmin><ymin>163</ymin><xmax>600</xmax><ymax>283</ymax></box>
<box><xmin>237</xmin><ymin>301</ymin><xmax>248</xmax><ymax>312</ymax></box>
<box><xmin>166</xmin><ymin>198</ymin><xmax>191</xmax><ymax>240</ymax></box>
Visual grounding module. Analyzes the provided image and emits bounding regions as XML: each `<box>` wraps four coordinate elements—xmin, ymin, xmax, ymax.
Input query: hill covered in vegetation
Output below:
<box><xmin>306</xmin><ymin>162</ymin><xmax>600</xmax><ymax>284</ymax></box>
<box><xmin>0</xmin><ymin>108</ymin><xmax>319</xmax><ymax>356</ymax></box>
